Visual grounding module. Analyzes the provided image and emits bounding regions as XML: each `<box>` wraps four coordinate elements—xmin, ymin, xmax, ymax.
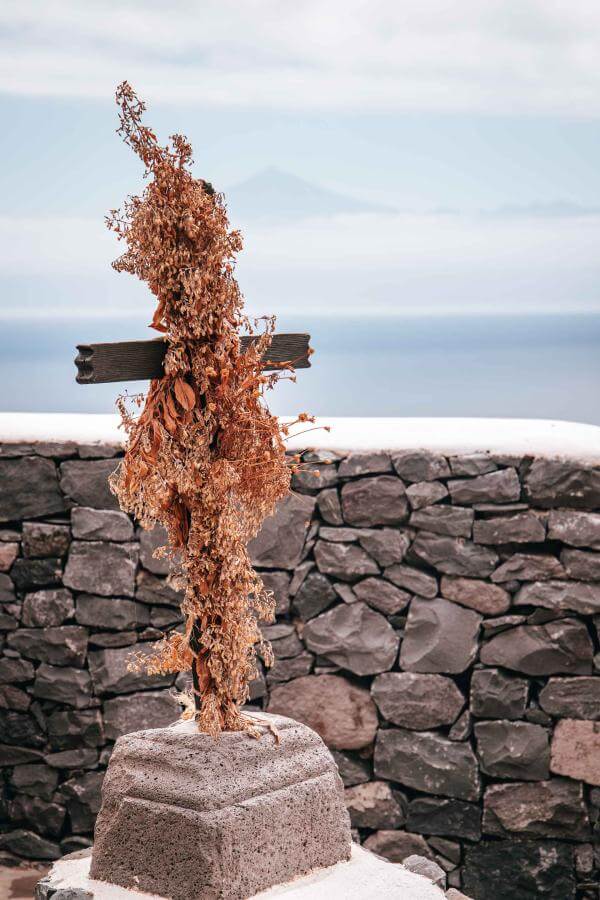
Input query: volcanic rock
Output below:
<box><xmin>314</xmin><ymin>540</ymin><xmax>379</xmax><ymax>582</ymax></box>
<box><xmin>550</xmin><ymin>719</ymin><xmax>600</xmax><ymax>785</ymax></box>
<box><xmin>400</xmin><ymin>596</ymin><xmax>481</xmax><ymax>674</ymax></box>
<box><xmin>441</xmin><ymin>575</ymin><xmax>510</xmax><ymax>615</ymax></box>
<box><xmin>344</xmin><ymin>781</ymin><xmax>404</xmax><ymax>829</ymax></box>
<box><xmin>352</xmin><ymin>577</ymin><xmax>410</xmax><ymax>615</ymax></box>
<box><xmin>8</xmin><ymin>626</ymin><xmax>88</xmax><ymax>667</ymax></box>
<box><xmin>72</xmin><ymin>508</ymin><xmax>133</xmax><ymax>543</ymax></box>
<box><xmin>480</xmin><ymin>618</ymin><xmax>593</xmax><ymax>675</ymax></box>
<box><xmin>46</xmin><ymin>708</ymin><xmax>104</xmax><ymax>749</ymax></box>
<box><xmin>88</xmin><ymin>644</ymin><xmax>173</xmax><ymax>696</ymax></box>
<box><xmin>463</xmin><ymin>838</ymin><xmax>575</xmax><ymax>900</ymax></box>
<box><xmin>483</xmin><ymin>779</ymin><xmax>590</xmax><ymax>839</ymax></box>
<box><xmin>409</xmin><ymin>506</ymin><xmax>474</xmax><ymax>538</ymax></box>
<box><xmin>0</xmin><ymin>458</ymin><xmax>65</xmax><ymax>522</ymax></box>
<box><xmin>405</xmin><ymin>480</ymin><xmax>448</xmax><ymax>509</ymax></box>
<box><xmin>525</xmin><ymin>458</ymin><xmax>600</xmax><ymax>508</ymax></box>
<box><xmin>391</xmin><ymin>451</ymin><xmax>450</xmax><ymax>483</ymax></box>
<box><xmin>548</xmin><ymin>509</ymin><xmax>600</xmax><ymax>547</ymax></box>
<box><xmin>33</xmin><ymin>664</ymin><xmax>93</xmax><ymax>708</ymax></box>
<box><xmin>539</xmin><ymin>677</ymin><xmax>600</xmax><ymax>719</ymax></box>
<box><xmin>292</xmin><ymin>571</ymin><xmax>336</xmax><ymax>620</ymax></box>
<box><xmin>64</xmin><ymin>541</ymin><xmax>138</xmax><ymax>598</ymax></box>
<box><xmin>75</xmin><ymin>595</ymin><xmax>139</xmax><ymax>630</ymax></box>
<box><xmin>371</xmin><ymin>672</ymin><xmax>464</xmax><ymax>729</ymax></box>
<box><xmin>331</xmin><ymin>750</ymin><xmax>371</xmax><ymax>787</ymax></box>
<box><xmin>357</xmin><ymin>528</ymin><xmax>411</xmax><ymax>566</ymax></box>
<box><xmin>338</xmin><ymin>451</ymin><xmax>392</xmax><ymax>477</ymax></box>
<box><xmin>411</xmin><ymin>532</ymin><xmax>498</xmax><ymax>578</ymax></box>
<box><xmin>491</xmin><ymin>553</ymin><xmax>565</xmax><ymax>583</ymax></box>
<box><xmin>474</xmin><ymin>720</ymin><xmax>549</xmax><ymax>780</ymax></box>
<box><xmin>103</xmin><ymin>690</ymin><xmax>181</xmax><ymax>740</ymax></box>
<box><xmin>384</xmin><ymin>563</ymin><xmax>438</xmax><ymax>598</ymax></box>
<box><xmin>470</xmin><ymin>668</ymin><xmax>529</xmax><ymax>719</ymax></box>
<box><xmin>59</xmin><ymin>459</ymin><xmax>119</xmax><ymax>510</ymax></box>
<box><xmin>22</xmin><ymin>522</ymin><xmax>70</xmax><ymax>558</ymax></box>
<box><xmin>341</xmin><ymin>476</ymin><xmax>408</xmax><ymax>526</ymax></box>
<box><xmin>514</xmin><ymin>580</ymin><xmax>600</xmax><ymax>615</ymax></box>
<box><xmin>10</xmin><ymin>558</ymin><xmax>62</xmax><ymax>591</ymax></box>
<box><xmin>561</xmin><ymin>548</ymin><xmax>600</xmax><ymax>581</ymax></box>
<box><xmin>316</xmin><ymin>488</ymin><xmax>343</xmax><ymax>525</ymax></box>
<box><xmin>406</xmin><ymin>796</ymin><xmax>481</xmax><ymax>841</ymax></box>
<box><xmin>363</xmin><ymin>830</ymin><xmax>433</xmax><ymax>863</ymax></box>
<box><xmin>21</xmin><ymin>588</ymin><xmax>74</xmax><ymax>627</ymax></box>
<box><xmin>448</xmin><ymin>469</ymin><xmax>520</xmax><ymax>505</ymax></box>
<box><xmin>473</xmin><ymin>512</ymin><xmax>546</xmax><ymax>545</ymax></box>
<box><xmin>449</xmin><ymin>454</ymin><xmax>497</xmax><ymax>476</ymax></box>
<box><xmin>303</xmin><ymin>602</ymin><xmax>398</xmax><ymax>675</ymax></box>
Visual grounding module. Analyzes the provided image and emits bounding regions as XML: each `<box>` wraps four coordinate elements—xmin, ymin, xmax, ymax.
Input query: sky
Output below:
<box><xmin>1</xmin><ymin>1</ymin><xmax>600</xmax><ymax>321</ymax></box>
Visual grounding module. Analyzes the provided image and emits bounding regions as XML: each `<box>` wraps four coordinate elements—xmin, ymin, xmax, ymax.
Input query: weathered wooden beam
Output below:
<box><xmin>75</xmin><ymin>334</ymin><xmax>311</xmax><ymax>384</ymax></box>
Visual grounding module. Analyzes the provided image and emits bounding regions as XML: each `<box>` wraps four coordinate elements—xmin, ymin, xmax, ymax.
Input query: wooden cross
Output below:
<box><xmin>74</xmin><ymin>333</ymin><xmax>311</xmax><ymax>384</ymax></box>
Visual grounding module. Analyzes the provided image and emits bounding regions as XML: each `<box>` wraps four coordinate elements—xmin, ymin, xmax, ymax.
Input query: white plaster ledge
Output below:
<box><xmin>1</xmin><ymin>412</ymin><xmax>599</xmax><ymax>462</ymax></box>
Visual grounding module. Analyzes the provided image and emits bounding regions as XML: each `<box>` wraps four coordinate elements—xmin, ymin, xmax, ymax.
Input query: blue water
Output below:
<box><xmin>1</xmin><ymin>314</ymin><xmax>599</xmax><ymax>424</ymax></box>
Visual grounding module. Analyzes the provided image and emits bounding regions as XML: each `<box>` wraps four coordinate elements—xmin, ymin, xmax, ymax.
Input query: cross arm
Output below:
<box><xmin>75</xmin><ymin>334</ymin><xmax>311</xmax><ymax>384</ymax></box>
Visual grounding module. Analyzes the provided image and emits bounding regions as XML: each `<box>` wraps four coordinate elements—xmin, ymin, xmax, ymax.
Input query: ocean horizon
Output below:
<box><xmin>1</xmin><ymin>312</ymin><xmax>599</xmax><ymax>425</ymax></box>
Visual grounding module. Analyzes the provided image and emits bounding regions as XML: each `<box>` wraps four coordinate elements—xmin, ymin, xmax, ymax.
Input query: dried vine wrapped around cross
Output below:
<box><xmin>92</xmin><ymin>82</ymin><xmax>315</xmax><ymax>736</ymax></box>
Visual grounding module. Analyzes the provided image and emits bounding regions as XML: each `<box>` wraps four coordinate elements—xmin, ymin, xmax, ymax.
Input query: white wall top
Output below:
<box><xmin>1</xmin><ymin>412</ymin><xmax>599</xmax><ymax>462</ymax></box>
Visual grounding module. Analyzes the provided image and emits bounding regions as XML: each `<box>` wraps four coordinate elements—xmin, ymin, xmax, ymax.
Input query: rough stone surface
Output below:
<box><xmin>292</xmin><ymin>571</ymin><xmax>336</xmax><ymax>620</ymax></box>
<box><xmin>344</xmin><ymin>781</ymin><xmax>404</xmax><ymax>829</ymax></box>
<box><xmin>352</xmin><ymin>577</ymin><xmax>410</xmax><ymax>615</ymax></box>
<box><xmin>11</xmin><ymin>558</ymin><xmax>62</xmax><ymax>591</ymax></box>
<box><xmin>22</xmin><ymin>522</ymin><xmax>70</xmax><ymax>558</ymax></box>
<box><xmin>59</xmin><ymin>460</ymin><xmax>119</xmax><ymax>510</ymax></box>
<box><xmin>75</xmin><ymin>595</ymin><xmax>139</xmax><ymax>631</ymax></box>
<box><xmin>259</xmin><ymin>569</ymin><xmax>291</xmax><ymax>616</ymax></box>
<box><xmin>372</xmin><ymin>672</ymin><xmax>465</xmax><ymax>730</ymax></box>
<box><xmin>303</xmin><ymin>602</ymin><xmax>399</xmax><ymax>675</ymax></box>
<box><xmin>406</xmin><ymin>797</ymin><xmax>481</xmax><ymax>841</ymax></box>
<box><xmin>402</xmin><ymin>856</ymin><xmax>446</xmax><ymax>889</ymax></box>
<box><xmin>385</xmin><ymin>563</ymin><xmax>438</xmax><ymax>598</ymax></box>
<box><xmin>409</xmin><ymin>506</ymin><xmax>474</xmax><ymax>538</ymax></box>
<box><xmin>314</xmin><ymin>540</ymin><xmax>379</xmax><ymax>581</ymax></box>
<box><xmin>88</xmin><ymin>645</ymin><xmax>173</xmax><ymax>696</ymax></box>
<box><xmin>249</xmin><ymin>493</ymin><xmax>316</xmax><ymax>569</ymax></box>
<box><xmin>338</xmin><ymin>451</ymin><xmax>392</xmax><ymax>478</ymax></box>
<box><xmin>515</xmin><ymin>579</ymin><xmax>600</xmax><ymax>615</ymax></box>
<box><xmin>483</xmin><ymin>779</ymin><xmax>590</xmax><ymax>839</ymax></box>
<box><xmin>411</xmin><ymin>533</ymin><xmax>498</xmax><ymax>578</ymax></box>
<box><xmin>102</xmin><ymin>691</ymin><xmax>181</xmax><ymax>740</ymax></box>
<box><xmin>316</xmin><ymin>488</ymin><xmax>343</xmax><ymax>525</ymax></box>
<box><xmin>491</xmin><ymin>553</ymin><xmax>566</xmax><ymax>583</ymax></box>
<box><xmin>341</xmin><ymin>476</ymin><xmax>409</xmax><ymax>526</ymax></box>
<box><xmin>470</xmin><ymin>669</ymin><xmax>529</xmax><ymax>719</ymax></box>
<box><xmin>463</xmin><ymin>839</ymin><xmax>576</xmax><ymax>900</ymax></box>
<box><xmin>375</xmin><ymin>728</ymin><xmax>481</xmax><ymax>801</ymax></box>
<box><xmin>480</xmin><ymin>618</ymin><xmax>593</xmax><ymax>675</ymax></box>
<box><xmin>474</xmin><ymin>720</ymin><xmax>550</xmax><ymax>780</ymax></box>
<box><xmin>406</xmin><ymin>480</ymin><xmax>448</xmax><ymax>509</ymax></box>
<box><xmin>357</xmin><ymin>528</ymin><xmax>411</xmax><ymax>567</ymax></box>
<box><xmin>561</xmin><ymin>547</ymin><xmax>600</xmax><ymax>580</ymax></box>
<box><xmin>441</xmin><ymin>576</ymin><xmax>510</xmax><ymax>615</ymax></box>
<box><xmin>363</xmin><ymin>829</ymin><xmax>434</xmax><ymax>863</ymax></box>
<box><xmin>64</xmin><ymin>541</ymin><xmax>138</xmax><ymax>598</ymax></box>
<box><xmin>448</xmin><ymin>469</ymin><xmax>521</xmax><ymax>505</ymax></box>
<box><xmin>392</xmin><ymin>451</ymin><xmax>451</xmax><ymax>483</ymax></box>
<box><xmin>550</xmin><ymin>719</ymin><xmax>600</xmax><ymax>785</ymax></box>
<box><xmin>539</xmin><ymin>677</ymin><xmax>600</xmax><ymax>719</ymax></box>
<box><xmin>33</xmin><ymin>664</ymin><xmax>93</xmax><ymax>708</ymax></box>
<box><xmin>21</xmin><ymin>589</ymin><xmax>75</xmax><ymax>627</ymax></box>
<box><xmin>548</xmin><ymin>509</ymin><xmax>600</xmax><ymax>548</ymax></box>
<box><xmin>449</xmin><ymin>454</ymin><xmax>497</xmax><ymax>476</ymax></box>
<box><xmin>0</xmin><ymin>458</ymin><xmax>65</xmax><ymax>522</ymax></box>
<box><xmin>331</xmin><ymin>750</ymin><xmax>371</xmax><ymax>788</ymax></box>
<box><xmin>0</xmin><ymin>541</ymin><xmax>18</xmax><ymax>571</ymax></box>
<box><xmin>90</xmin><ymin>716</ymin><xmax>352</xmax><ymax>900</ymax></box>
<box><xmin>400</xmin><ymin>597</ymin><xmax>481</xmax><ymax>674</ymax></box>
<box><xmin>267</xmin><ymin>675</ymin><xmax>378</xmax><ymax>750</ymax></box>
<box><xmin>525</xmin><ymin>458</ymin><xmax>600</xmax><ymax>508</ymax></box>
<box><xmin>473</xmin><ymin>512</ymin><xmax>546</xmax><ymax>545</ymax></box>
<box><xmin>71</xmin><ymin>508</ymin><xmax>133</xmax><ymax>543</ymax></box>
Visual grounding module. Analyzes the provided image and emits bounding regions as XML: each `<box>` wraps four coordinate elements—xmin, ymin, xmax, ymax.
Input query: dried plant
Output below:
<box><xmin>107</xmin><ymin>82</ymin><xmax>310</xmax><ymax>736</ymax></box>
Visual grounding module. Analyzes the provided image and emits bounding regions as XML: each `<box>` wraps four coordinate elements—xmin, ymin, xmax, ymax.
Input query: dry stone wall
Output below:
<box><xmin>1</xmin><ymin>438</ymin><xmax>600</xmax><ymax>899</ymax></box>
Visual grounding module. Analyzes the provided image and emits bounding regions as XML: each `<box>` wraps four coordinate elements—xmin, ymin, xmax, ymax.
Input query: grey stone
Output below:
<box><xmin>441</xmin><ymin>575</ymin><xmax>510</xmax><ymax>615</ymax></box>
<box><xmin>561</xmin><ymin>548</ymin><xmax>600</xmax><ymax>581</ymax></box>
<box><xmin>539</xmin><ymin>677</ymin><xmax>600</xmax><ymax>719</ymax></box>
<box><xmin>448</xmin><ymin>709</ymin><xmax>472</xmax><ymax>741</ymax></box>
<box><xmin>90</xmin><ymin>631</ymin><xmax>139</xmax><ymax>648</ymax></box>
<box><xmin>333</xmin><ymin>583</ymin><xmax>357</xmax><ymax>603</ymax></box>
<box><xmin>482</xmin><ymin>613</ymin><xmax>530</xmax><ymax>635</ymax></box>
<box><xmin>470</xmin><ymin>668</ymin><xmax>528</xmax><ymax>719</ymax></box>
<box><xmin>10</xmin><ymin>558</ymin><xmax>62</xmax><ymax>591</ymax></box>
<box><xmin>550</xmin><ymin>718</ymin><xmax>600</xmax><ymax>785</ymax></box>
<box><xmin>266</xmin><ymin>652</ymin><xmax>314</xmax><ymax>684</ymax></box>
<box><xmin>410</xmin><ymin>506</ymin><xmax>474</xmax><ymax>538</ymax></box>
<box><xmin>353</xmin><ymin>577</ymin><xmax>410</xmax><ymax>614</ymax></box>
<box><xmin>135</xmin><ymin>570</ymin><xmax>183</xmax><ymax>607</ymax></box>
<box><xmin>9</xmin><ymin>795</ymin><xmax>66</xmax><ymax>838</ymax></box>
<box><xmin>292</xmin><ymin>462</ymin><xmax>338</xmax><ymax>493</ymax></box>
<box><xmin>12</xmin><ymin>762</ymin><xmax>58</xmax><ymax>800</ymax></box>
<box><xmin>316</xmin><ymin>488</ymin><xmax>343</xmax><ymax>525</ymax></box>
<box><xmin>47</xmin><ymin>708</ymin><xmax>104</xmax><ymax>749</ymax></box>
<box><xmin>357</xmin><ymin>528</ymin><xmax>411</xmax><ymax>566</ymax></box>
<box><xmin>406</xmin><ymin>480</ymin><xmax>448</xmax><ymax>510</ymax></box>
<box><xmin>64</xmin><ymin>540</ymin><xmax>138</xmax><ymax>598</ymax></box>
<box><xmin>90</xmin><ymin>715</ymin><xmax>351</xmax><ymax>899</ymax></box>
<box><xmin>78</xmin><ymin>442</ymin><xmax>121</xmax><ymax>458</ymax></box>
<box><xmin>384</xmin><ymin>563</ymin><xmax>438</xmax><ymax>598</ymax></box>
<box><xmin>371</xmin><ymin>672</ymin><xmax>465</xmax><ymax>729</ymax></box>
<box><xmin>0</xmin><ymin>573</ymin><xmax>15</xmax><ymax>603</ymax></box>
<box><xmin>72</xmin><ymin>507</ymin><xmax>134</xmax><ymax>543</ymax></box>
<box><xmin>483</xmin><ymin>779</ymin><xmax>589</xmax><ymax>840</ymax></box>
<box><xmin>303</xmin><ymin>602</ymin><xmax>399</xmax><ymax>675</ymax></box>
<box><xmin>412</xmin><ymin>532</ymin><xmax>498</xmax><ymax>577</ymax></box>
<box><xmin>406</xmin><ymin>797</ymin><xmax>481</xmax><ymax>841</ymax></box>
<box><xmin>548</xmin><ymin>509</ymin><xmax>600</xmax><ymax>548</ymax></box>
<box><xmin>341</xmin><ymin>476</ymin><xmax>408</xmax><ymax>526</ymax></box>
<box><xmin>319</xmin><ymin>526</ymin><xmax>363</xmax><ymax>543</ymax></box>
<box><xmin>400</xmin><ymin>597</ymin><xmax>481</xmax><ymax>674</ymax></box>
<box><xmin>103</xmin><ymin>690</ymin><xmax>181</xmax><ymax>740</ymax></box>
<box><xmin>137</xmin><ymin>524</ymin><xmax>170</xmax><ymax>574</ymax></box>
<box><xmin>262</xmin><ymin>623</ymin><xmax>303</xmax><ymax>659</ymax></box>
<box><xmin>491</xmin><ymin>553</ymin><xmax>565</xmax><ymax>583</ymax></box>
<box><xmin>293</xmin><ymin>571</ymin><xmax>336</xmax><ymax>620</ymax></box>
<box><xmin>249</xmin><ymin>492</ymin><xmax>316</xmax><ymax>569</ymax></box>
<box><xmin>338</xmin><ymin>451</ymin><xmax>392</xmax><ymax>477</ymax></box>
<box><xmin>44</xmin><ymin>748</ymin><xmax>99</xmax><ymax>769</ymax></box>
<box><xmin>33</xmin><ymin>664</ymin><xmax>93</xmax><ymax>708</ymax></box>
<box><xmin>0</xmin><ymin>829</ymin><xmax>60</xmax><ymax>860</ymax></box>
<box><xmin>88</xmin><ymin>644</ymin><xmax>174</xmax><ymax>695</ymax></box>
<box><xmin>402</xmin><ymin>856</ymin><xmax>446</xmax><ymax>890</ymax></box>
<box><xmin>22</xmin><ymin>589</ymin><xmax>75</xmax><ymax>626</ymax></box>
<box><xmin>0</xmin><ymin>458</ymin><xmax>65</xmax><ymax>522</ymax></box>
<box><xmin>375</xmin><ymin>728</ymin><xmax>481</xmax><ymax>801</ymax></box>
<box><xmin>475</xmin><ymin>720</ymin><xmax>549</xmax><ymax>779</ymax></box>
<box><xmin>59</xmin><ymin>459</ymin><xmax>119</xmax><ymax>509</ymax></box>
<box><xmin>75</xmin><ymin>594</ymin><xmax>140</xmax><ymax>630</ymax></box>
<box><xmin>515</xmin><ymin>579</ymin><xmax>600</xmax><ymax>615</ymax></box>
<box><xmin>258</xmin><ymin>569</ymin><xmax>291</xmax><ymax>616</ymax></box>
<box><xmin>363</xmin><ymin>830</ymin><xmax>434</xmax><ymax>863</ymax></box>
<box><xmin>0</xmin><ymin>656</ymin><xmax>34</xmax><ymax>683</ymax></box>
<box><xmin>525</xmin><ymin>458</ymin><xmax>600</xmax><ymax>509</ymax></box>
<box><xmin>8</xmin><ymin>626</ymin><xmax>88</xmax><ymax>667</ymax></box>
<box><xmin>449</xmin><ymin>454</ymin><xmax>497</xmax><ymax>476</ymax></box>
<box><xmin>480</xmin><ymin>618</ymin><xmax>593</xmax><ymax>675</ymax></box>
<box><xmin>314</xmin><ymin>540</ymin><xmax>379</xmax><ymax>581</ymax></box>
<box><xmin>344</xmin><ymin>781</ymin><xmax>404</xmax><ymax>829</ymax></box>
<box><xmin>463</xmin><ymin>839</ymin><xmax>575</xmax><ymax>900</ymax></box>
<box><xmin>448</xmin><ymin>469</ymin><xmax>521</xmax><ymax>505</ymax></box>
<box><xmin>0</xmin><ymin>541</ymin><xmax>18</xmax><ymax>572</ymax></box>
<box><xmin>0</xmin><ymin>744</ymin><xmax>43</xmax><ymax>764</ymax></box>
<box><xmin>392</xmin><ymin>451</ymin><xmax>450</xmax><ymax>483</ymax></box>
<box><xmin>59</xmin><ymin>771</ymin><xmax>105</xmax><ymax>833</ymax></box>
<box><xmin>473</xmin><ymin>512</ymin><xmax>546</xmax><ymax>545</ymax></box>
<box><xmin>22</xmin><ymin>522</ymin><xmax>70</xmax><ymax>558</ymax></box>
<box><xmin>331</xmin><ymin>750</ymin><xmax>371</xmax><ymax>787</ymax></box>
<box><xmin>427</xmin><ymin>837</ymin><xmax>461</xmax><ymax>865</ymax></box>
<box><xmin>0</xmin><ymin>709</ymin><xmax>45</xmax><ymax>748</ymax></box>
<box><xmin>267</xmin><ymin>674</ymin><xmax>378</xmax><ymax>750</ymax></box>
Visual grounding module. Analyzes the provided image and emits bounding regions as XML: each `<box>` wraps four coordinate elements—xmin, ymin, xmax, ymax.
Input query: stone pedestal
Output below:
<box><xmin>89</xmin><ymin>714</ymin><xmax>352</xmax><ymax>899</ymax></box>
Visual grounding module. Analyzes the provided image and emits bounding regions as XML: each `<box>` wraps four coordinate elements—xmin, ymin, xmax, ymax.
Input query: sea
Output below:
<box><xmin>1</xmin><ymin>313</ymin><xmax>599</xmax><ymax>425</ymax></box>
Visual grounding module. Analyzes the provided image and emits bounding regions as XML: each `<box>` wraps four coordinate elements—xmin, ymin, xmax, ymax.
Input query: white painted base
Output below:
<box><xmin>41</xmin><ymin>844</ymin><xmax>446</xmax><ymax>899</ymax></box>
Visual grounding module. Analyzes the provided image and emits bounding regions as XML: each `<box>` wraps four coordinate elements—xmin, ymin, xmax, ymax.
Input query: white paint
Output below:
<box><xmin>42</xmin><ymin>844</ymin><xmax>446</xmax><ymax>900</ymax></box>
<box><xmin>1</xmin><ymin>411</ymin><xmax>600</xmax><ymax>461</ymax></box>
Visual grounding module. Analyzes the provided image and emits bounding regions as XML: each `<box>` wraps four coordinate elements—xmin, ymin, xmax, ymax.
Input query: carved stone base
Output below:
<box><xmin>89</xmin><ymin>714</ymin><xmax>352</xmax><ymax>900</ymax></box>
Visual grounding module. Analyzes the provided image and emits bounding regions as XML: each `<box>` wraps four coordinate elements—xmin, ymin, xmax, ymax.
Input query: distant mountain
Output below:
<box><xmin>226</xmin><ymin>166</ymin><xmax>396</xmax><ymax>221</ymax></box>
<box><xmin>483</xmin><ymin>200</ymin><xmax>600</xmax><ymax>219</ymax></box>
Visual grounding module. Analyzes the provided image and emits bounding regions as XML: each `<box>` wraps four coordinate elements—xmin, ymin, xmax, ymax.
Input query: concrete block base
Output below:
<box><xmin>36</xmin><ymin>843</ymin><xmax>447</xmax><ymax>899</ymax></box>
<box><xmin>89</xmin><ymin>714</ymin><xmax>352</xmax><ymax>900</ymax></box>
